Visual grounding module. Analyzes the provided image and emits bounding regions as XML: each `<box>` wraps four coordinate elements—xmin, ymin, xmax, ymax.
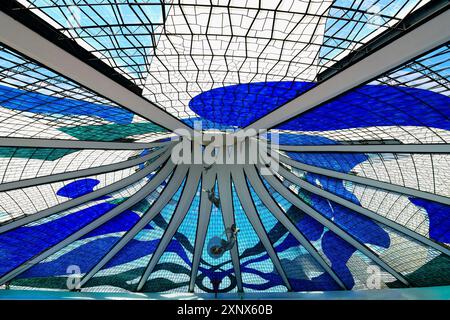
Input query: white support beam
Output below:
<box><xmin>244</xmin><ymin>9</ymin><xmax>450</xmax><ymax>131</ymax></box>
<box><xmin>275</xmin><ymin>144</ymin><xmax>450</xmax><ymax>153</ymax></box>
<box><xmin>0</xmin><ymin>137</ymin><xmax>171</xmax><ymax>150</ymax></box>
<box><xmin>79</xmin><ymin>164</ymin><xmax>188</xmax><ymax>288</ymax></box>
<box><xmin>0</xmin><ymin>159</ymin><xmax>177</xmax><ymax>286</ymax></box>
<box><xmin>275</xmin><ymin>163</ymin><xmax>450</xmax><ymax>257</ymax></box>
<box><xmin>0</xmin><ymin>148</ymin><xmax>172</xmax><ymax>234</ymax></box>
<box><xmin>262</xmin><ymin>170</ymin><xmax>410</xmax><ymax>287</ymax></box>
<box><xmin>231</xmin><ymin>166</ymin><xmax>292</xmax><ymax>291</ymax></box>
<box><xmin>0</xmin><ymin>11</ymin><xmax>191</xmax><ymax>134</ymax></box>
<box><xmin>244</xmin><ymin>165</ymin><xmax>347</xmax><ymax>290</ymax></box>
<box><xmin>136</xmin><ymin>166</ymin><xmax>202</xmax><ymax>291</ymax></box>
<box><xmin>0</xmin><ymin>145</ymin><xmax>169</xmax><ymax>193</ymax></box>
<box><xmin>217</xmin><ymin>168</ymin><xmax>244</xmax><ymax>292</ymax></box>
<box><xmin>189</xmin><ymin>168</ymin><xmax>217</xmax><ymax>292</ymax></box>
<box><xmin>277</xmin><ymin>153</ymin><xmax>450</xmax><ymax>206</ymax></box>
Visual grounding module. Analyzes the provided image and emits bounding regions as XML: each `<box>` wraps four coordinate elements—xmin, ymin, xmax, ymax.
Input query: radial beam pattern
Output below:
<box><xmin>0</xmin><ymin>0</ymin><xmax>449</xmax><ymax>294</ymax></box>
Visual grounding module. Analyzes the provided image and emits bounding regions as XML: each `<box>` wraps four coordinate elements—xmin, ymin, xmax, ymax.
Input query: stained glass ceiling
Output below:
<box><xmin>0</xmin><ymin>0</ymin><xmax>449</xmax><ymax>295</ymax></box>
<box><xmin>270</xmin><ymin>43</ymin><xmax>450</xmax><ymax>144</ymax></box>
<box><xmin>0</xmin><ymin>44</ymin><xmax>171</xmax><ymax>142</ymax></box>
<box><xmin>10</xmin><ymin>0</ymin><xmax>433</xmax><ymax>127</ymax></box>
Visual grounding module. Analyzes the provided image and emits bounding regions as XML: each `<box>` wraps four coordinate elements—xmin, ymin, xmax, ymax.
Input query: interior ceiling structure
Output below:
<box><xmin>0</xmin><ymin>0</ymin><xmax>449</xmax><ymax>294</ymax></box>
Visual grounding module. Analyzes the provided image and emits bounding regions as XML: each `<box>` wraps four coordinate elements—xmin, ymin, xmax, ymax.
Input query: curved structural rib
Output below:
<box><xmin>276</xmin><ymin>153</ymin><xmax>450</xmax><ymax>206</ymax></box>
<box><xmin>0</xmin><ymin>148</ymin><xmax>172</xmax><ymax>234</ymax></box>
<box><xmin>0</xmin><ymin>137</ymin><xmax>171</xmax><ymax>150</ymax></box>
<box><xmin>244</xmin><ymin>165</ymin><xmax>347</xmax><ymax>290</ymax></box>
<box><xmin>261</xmin><ymin>169</ymin><xmax>410</xmax><ymax>287</ymax></box>
<box><xmin>275</xmin><ymin>162</ymin><xmax>450</xmax><ymax>257</ymax></box>
<box><xmin>217</xmin><ymin>168</ymin><xmax>244</xmax><ymax>292</ymax></box>
<box><xmin>231</xmin><ymin>166</ymin><xmax>292</xmax><ymax>291</ymax></box>
<box><xmin>136</xmin><ymin>166</ymin><xmax>202</xmax><ymax>291</ymax></box>
<box><xmin>79</xmin><ymin>164</ymin><xmax>187</xmax><ymax>288</ymax></box>
<box><xmin>0</xmin><ymin>11</ymin><xmax>192</xmax><ymax>134</ymax></box>
<box><xmin>0</xmin><ymin>145</ymin><xmax>169</xmax><ymax>193</ymax></box>
<box><xmin>275</xmin><ymin>144</ymin><xmax>450</xmax><ymax>154</ymax></box>
<box><xmin>0</xmin><ymin>159</ymin><xmax>177</xmax><ymax>286</ymax></box>
<box><xmin>189</xmin><ymin>168</ymin><xmax>217</xmax><ymax>292</ymax></box>
<box><xmin>244</xmin><ymin>8</ymin><xmax>450</xmax><ymax>131</ymax></box>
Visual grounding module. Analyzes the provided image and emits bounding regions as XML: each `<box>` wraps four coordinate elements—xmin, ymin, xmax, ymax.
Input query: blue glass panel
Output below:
<box><xmin>188</xmin><ymin>81</ymin><xmax>450</xmax><ymax>132</ymax></box>
<box><xmin>0</xmin><ymin>84</ymin><xmax>134</xmax><ymax>124</ymax></box>
<box><xmin>321</xmin><ymin>230</ymin><xmax>357</xmax><ymax>288</ymax></box>
<box><xmin>0</xmin><ymin>178</ymin><xmax>160</xmax><ymax>278</ymax></box>
<box><xmin>409</xmin><ymin>198</ymin><xmax>450</xmax><ymax>243</ymax></box>
<box><xmin>27</xmin><ymin>0</ymin><xmax>165</xmax><ymax>82</ymax></box>
<box><xmin>298</xmin><ymin>187</ymin><xmax>390</xmax><ymax>249</ymax></box>
<box><xmin>0</xmin><ymin>202</ymin><xmax>116</xmax><ymax>277</ymax></box>
<box><xmin>83</xmin><ymin>179</ymin><xmax>186</xmax><ymax>290</ymax></box>
<box><xmin>319</xmin><ymin>0</ymin><xmax>423</xmax><ymax>64</ymax></box>
<box><xmin>277</xmin><ymin>85</ymin><xmax>450</xmax><ymax>131</ymax></box>
<box><xmin>16</xmin><ymin>190</ymin><xmax>163</xmax><ymax>280</ymax></box>
<box><xmin>189</xmin><ymin>82</ymin><xmax>314</xmax><ymax>128</ymax></box>
<box><xmin>286</xmin><ymin>151</ymin><xmax>368</xmax><ymax>173</ymax></box>
<box><xmin>57</xmin><ymin>178</ymin><xmax>108</xmax><ymax>200</ymax></box>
